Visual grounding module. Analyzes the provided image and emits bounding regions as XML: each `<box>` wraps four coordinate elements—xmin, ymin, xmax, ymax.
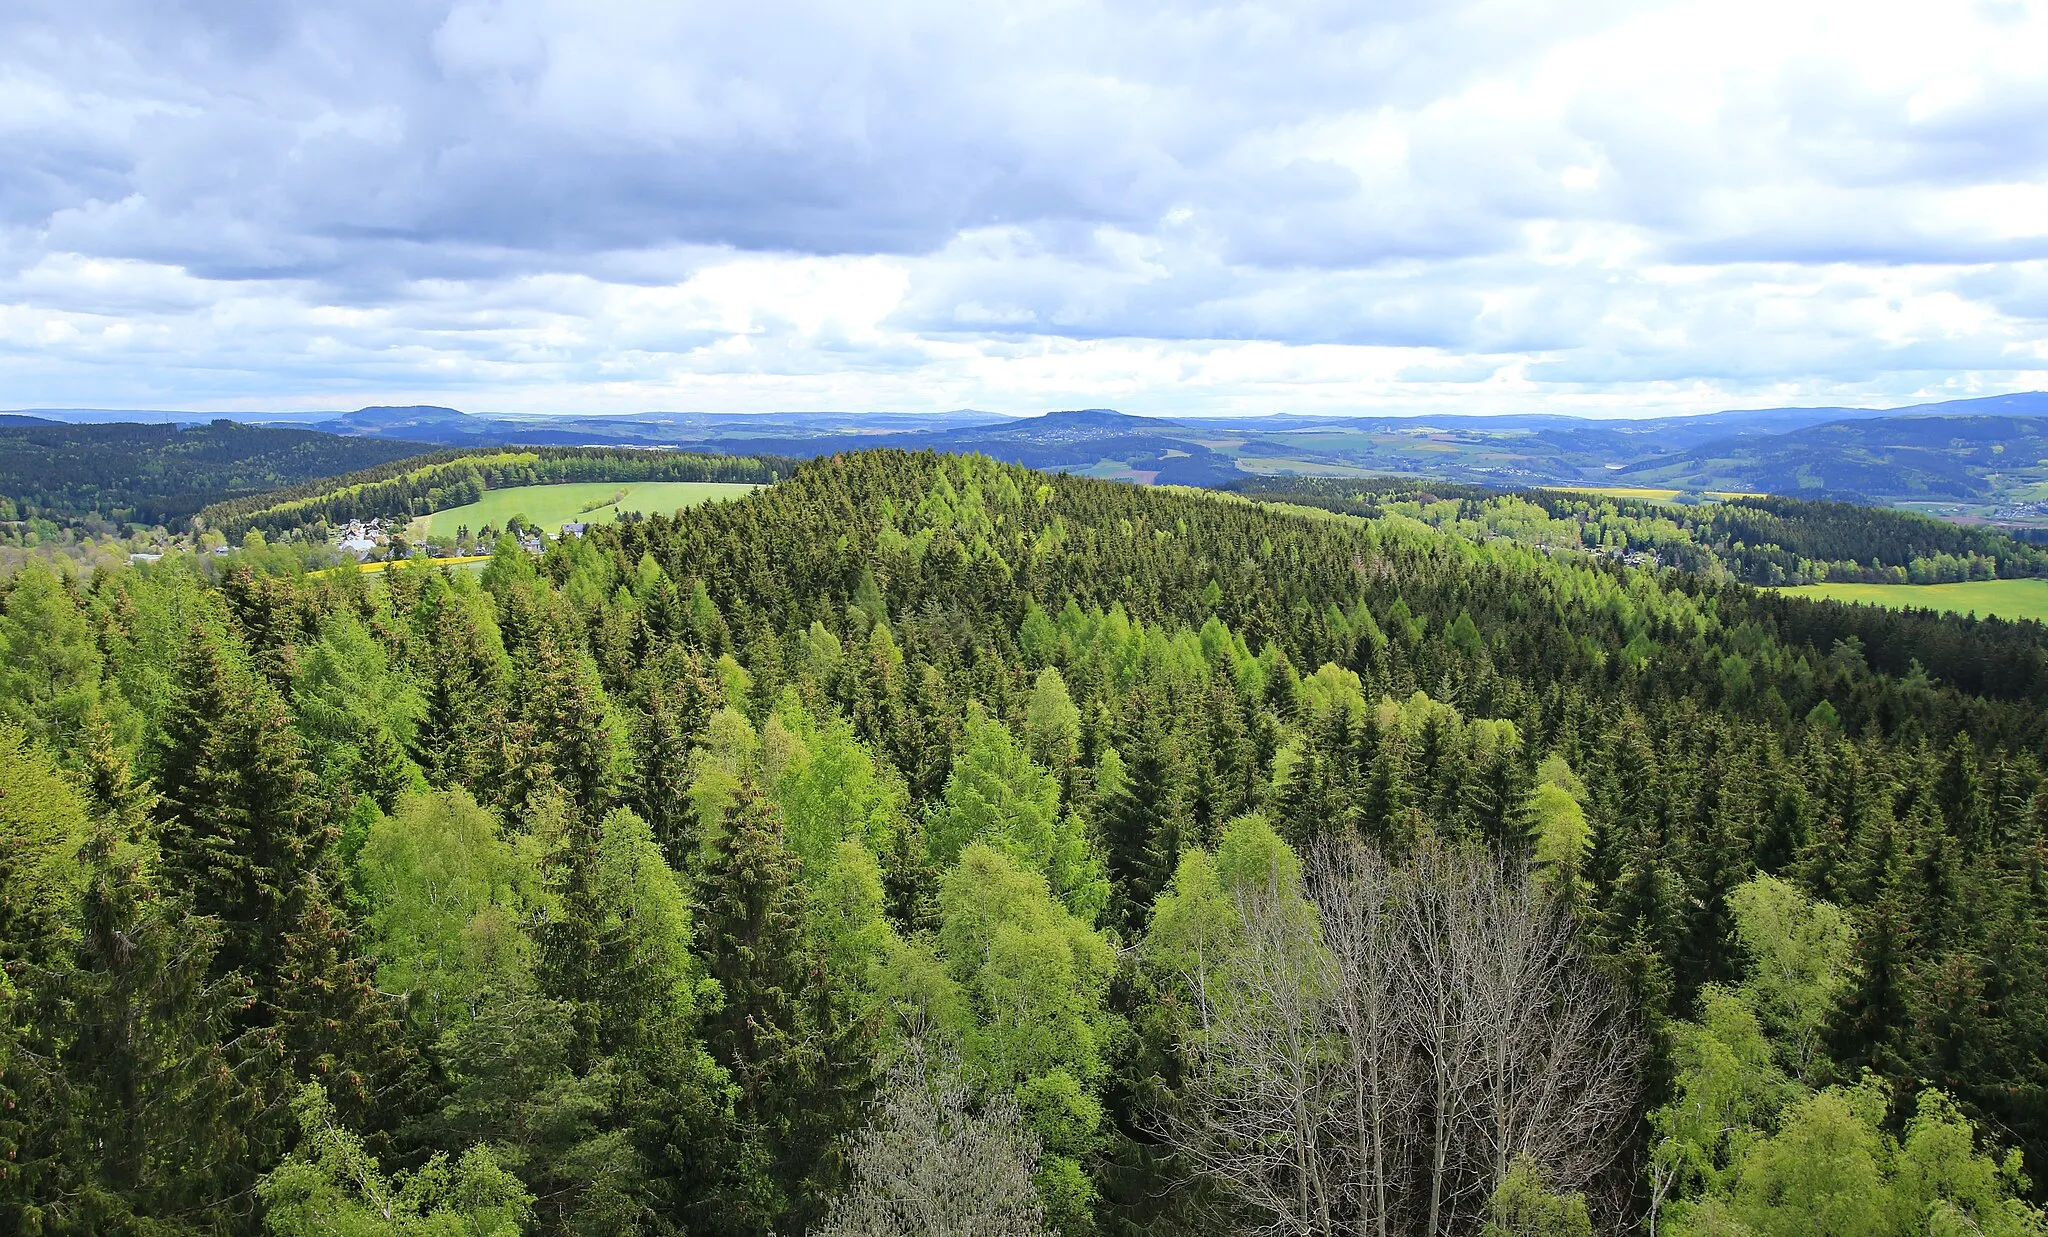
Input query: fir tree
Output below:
<box><xmin>1467</xmin><ymin>740</ymin><xmax>1537</xmax><ymax>864</ymax></box>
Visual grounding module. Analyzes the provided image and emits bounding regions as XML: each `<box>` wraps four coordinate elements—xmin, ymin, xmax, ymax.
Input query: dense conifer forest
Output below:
<box><xmin>3</xmin><ymin>449</ymin><xmax>2046</xmax><ymax>1236</ymax></box>
<box><xmin>1227</xmin><ymin>475</ymin><xmax>2048</xmax><ymax>584</ymax></box>
<box><xmin>0</xmin><ymin>420</ymin><xmax>434</xmax><ymax>528</ymax></box>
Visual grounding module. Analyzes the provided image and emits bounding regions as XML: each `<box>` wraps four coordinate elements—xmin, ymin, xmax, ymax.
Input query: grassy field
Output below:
<box><xmin>410</xmin><ymin>481</ymin><xmax>760</xmax><ymax>539</ymax></box>
<box><xmin>1772</xmin><ymin>578</ymin><xmax>2048</xmax><ymax>622</ymax></box>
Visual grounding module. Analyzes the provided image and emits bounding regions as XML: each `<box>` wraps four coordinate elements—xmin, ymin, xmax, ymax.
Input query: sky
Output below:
<box><xmin>4</xmin><ymin>0</ymin><xmax>2047</xmax><ymax>419</ymax></box>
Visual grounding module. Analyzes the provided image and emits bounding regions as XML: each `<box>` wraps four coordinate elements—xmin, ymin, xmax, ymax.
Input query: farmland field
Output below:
<box><xmin>1772</xmin><ymin>578</ymin><xmax>2048</xmax><ymax>622</ymax></box>
<box><xmin>409</xmin><ymin>480</ymin><xmax>760</xmax><ymax>539</ymax></box>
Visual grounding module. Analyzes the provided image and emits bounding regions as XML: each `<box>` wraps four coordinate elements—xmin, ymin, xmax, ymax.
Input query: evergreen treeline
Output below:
<box><xmin>0</xmin><ymin>420</ymin><xmax>433</xmax><ymax>528</ymax></box>
<box><xmin>198</xmin><ymin>446</ymin><xmax>800</xmax><ymax>537</ymax></box>
<box><xmin>1</xmin><ymin>449</ymin><xmax>2045</xmax><ymax>1236</ymax></box>
<box><xmin>1229</xmin><ymin>475</ymin><xmax>2048</xmax><ymax>584</ymax></box>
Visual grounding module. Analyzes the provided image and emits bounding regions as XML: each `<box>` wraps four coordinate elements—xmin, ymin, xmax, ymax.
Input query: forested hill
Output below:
<box><xmin>197</xmin><ymin>444</ymin><xmax>799</xmax><ymax>536</ymax></box>
<box><xmin>0</xmin><ymin>419</ymin><xmax>434</xmax><ymax>527</ymax></box>
<box><xmin>1228</xmin><ymin>474</ymin><xmax>2048</xmax><ymax>584</ymax></box>
<box><xmin>3</xmin><ymin>449</ymin><xmax>2047</xmax><ymax>1237</ymax></box>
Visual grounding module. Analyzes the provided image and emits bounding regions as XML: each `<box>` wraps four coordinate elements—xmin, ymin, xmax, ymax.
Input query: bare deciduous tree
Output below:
<box><xmin>1311</xmin><ymin>839</ymin><xmax>1414</xmax><ymax>1237</ymax></box>
<box><xmin>1156</xmin><ymin>868</ymin><xmax>1344</xmax><ymax>1236</ymax></box>
<box><xmin>815</xmin><ymin>1043</ymin><xmax>1050</xmax><ymax>1237</ymax></box>
<box><xmin>1148</xmin><ymin>838</ymin><xmax>1641</xmax><ymax>1237</ymax></box>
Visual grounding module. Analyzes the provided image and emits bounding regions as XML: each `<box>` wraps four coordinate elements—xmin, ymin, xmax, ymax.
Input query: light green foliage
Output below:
<box><xmin>1654</xmin><ymin>876</ymin><xmax>2045</xmax><ymax>1237</ymax></box>
<box><xmin>296</xmin><ymin>610</ymin><xmax>427</xmax><ymax>802</ymax></box>
<box><xmin>1212</xmin><ymin>812</ymin><xmax>1302</xmax><ymax>900</ymax></box>
<box><xmin>588</xmin><ymin>806</ymin><xmax>702</xmax><ymax>1026</ymax></box>
<box><xmin>1483</xmin><ymin>1156</ymin><xmax>1594</xmax><ymax>1237</ymax></box>
<box><xmin>1892</xmin><ymin>1090</ymin><xmax>2045</xmax><ymax>1237</ymax></box>
<box><xmin>1019</xmin><ymin>602</ymin><xmax>1059</xmax><ymax>669</ymax></box>
<box><xmin>261</xmin><ymin>1083</ymin><xmax>534</xmax><ymax>1237</ymax></box>
<box><xmin>0</xmin><ymin>561</ymin><xmax>115</xmax><ymax>758</ymax></box>
<box><xmin>1653</xmin><ymin>988</ymin><xmax>1798</xmax><ymax>1205</ymax></box>
<box><xmin>1299</xmin><ymin>661</ymin><xmax>1367</xmax><ymax>724</ymax></box>
<box><xmin>801</xmin><ymin>620</ymin><xmax>843</xmax><ymax>682</ymax></box>
<box><xmin>936</xmin><ymin>844</ymin><xmax>1118</xmax><ymax>1089</ymax></box>
<box><xmin>1146</xmin><ymin>813</ymin><xmax>1305</xmax><ymax>983</ymax></box>
<box><xmin>713</xmin><ymin>651</ymin><xmax>752</xmax><ymax>714</ymax></box>
<box><xmin>930</xmin><ymin>707</ymin><xmax>1108</xmax><ymax>922</ymax></box>
<box><xmin>360</xmin><ymin>789</ymin><xmax>548</xmax><ymax>1030</ymax></box>
<box><xmin>873</xmin><ymin>933</ymin><xmax>973</xmax><ymax>1045</ymax></box>
<box><xmin>1721</xmin><ymin>1081</ymin><xmax>1890</xmax><ymax>1237</ymax></box>
<box><xmin>1022</xmin><ymin>667</ymin><xmax>1081</xmax><ymax>773</ymax></box>
<box><xmin>1145</xmin><ymin>847</ymin><xmax>1236</xmax><ymax>981</ymax></box>
<box><xmin>0</xmin><ymin>724</ymin><xmax>95</xmax><ymax>943</ymax></box>
<box><xmin>929</xmin><ymin>709</ymin><xmax>1062</xmax><ymax>865</ymax></box>
<box><xmin>1728</xmin><ymin>874</ymin><xmax>1852</xmax><ymax>1081</ymax></box>
<box><xmin>929</xmin><ymin>843</ymin><xmax>1121</xmax><ymax>1227</ymax></box>
<box><xmin>764</xmin><ymin>695</ymin><xmax>904</xmax><ymax>877</ymax></box>
<box><xmin>811</xmin><ymin>838</ymin><xmax>897</xmax><ymax>979</ymax></box>
<box><xmin>1529</xmin><ymin>787</ymin><xmax>1587</xmax><ymax>868</ymax></box>
<box><xmin>686</xmin><ymin>703</ymin><xmax>759</xmax><ymax>842</ymax></box>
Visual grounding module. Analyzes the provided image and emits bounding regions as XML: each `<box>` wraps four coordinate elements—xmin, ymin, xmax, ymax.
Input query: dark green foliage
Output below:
<box><xmin>694</xmin><ymin>780</ymin><xmax>870</xmax><ymax>1235</ymax></box>
<box><xmin>0</xmin><ymin>419</ymin><xmax>432</xmax><ymax>528</ymax></box>
<box><xmin>2</xmin><ymin>826</ymin><xmax>282</xmax><ymax>1235</ymax></box>
<box><xmin>1231</xmin><ymin>474</ymin><xmax>2048</xmax><ymax>584</ymax></box>
<box><xmin>152</xmin><ymin>625</ymin><xmax>332</xmax><ymax>1000</ymax></box>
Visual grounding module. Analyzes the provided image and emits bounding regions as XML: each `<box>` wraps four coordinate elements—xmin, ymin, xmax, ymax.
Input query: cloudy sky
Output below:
<box><xmin>4</xmin><ymin>0</ymin><xmax>2046</xmax><ymax>418</ymax></box>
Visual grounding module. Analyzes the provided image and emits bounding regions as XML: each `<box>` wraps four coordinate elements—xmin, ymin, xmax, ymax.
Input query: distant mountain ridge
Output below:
<box><xmin>7</xmin><ymin>394</ymin><xmax>2047</xmax><ymax>511</ymax></box>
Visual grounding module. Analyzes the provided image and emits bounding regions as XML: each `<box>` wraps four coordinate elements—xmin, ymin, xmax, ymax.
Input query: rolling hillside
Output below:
<box><xmin>0</xmin><ymin>420</ymin><xmax>434</xmax><ymax>527</ymax></box>
<box><xmin>1620</xmin><ymin>413</ymin><xmax>2048</xmax><ymax>503</ymax></box>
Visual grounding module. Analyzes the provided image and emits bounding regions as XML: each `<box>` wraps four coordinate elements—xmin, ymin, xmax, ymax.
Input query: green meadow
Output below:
<box><xmin>1773</xmin><ymin>577</ymin><xmax>2048</xmax><ymax>622</ymax></box>
<box><xmin>409</xmin><ymin>480</ymin><xmax>760</xmax><ymax>539</ymax></box>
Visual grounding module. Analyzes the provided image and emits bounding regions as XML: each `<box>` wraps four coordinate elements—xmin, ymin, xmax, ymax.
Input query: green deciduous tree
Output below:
<box><xmin>261</xmin><ymin>1083</ymin><xmax>533</xmax><ymax>1237</ymax></box>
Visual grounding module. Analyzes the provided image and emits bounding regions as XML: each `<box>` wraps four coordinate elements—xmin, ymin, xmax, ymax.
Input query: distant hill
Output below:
<box><xmin>0</xmin><ymin>420</ymin><xmax>434</xmax><ymax>528</ymax></box>
<box><xmin>9</xmin><ymin>393</ymin><xmax>2048</xmax><ymax>515</ymax></box>
<box><xmin>1621</xmin><ymin>414</ymin><xmax>2048</xmax><ymax>502</ymax></box>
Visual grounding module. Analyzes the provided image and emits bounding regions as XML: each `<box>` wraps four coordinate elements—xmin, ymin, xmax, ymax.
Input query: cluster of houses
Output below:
<box><xmin>327</xmin><ymin>516</ymin><xmax>593</xmax><ymax>561</ymax></box>
<box><xmin>515</xmin><ymin>522</ymin><xmax>588</xmax><ymax>555</ymax></box>
<box><xmin>1525</xmin><ymin>540</ymin><xmax>1661</xmax><ymax>570</ymax></box>
<box><xmin>332</xmin><ymin>518</ymin><xmax>393</xmax><ymax>560</ymax></box>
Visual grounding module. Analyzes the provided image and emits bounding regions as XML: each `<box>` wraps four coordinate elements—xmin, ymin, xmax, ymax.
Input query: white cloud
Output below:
<box><xmin>1</xmin><ymin>0</ymin><xmax>2045</xmax><ymax>416</ymax></box>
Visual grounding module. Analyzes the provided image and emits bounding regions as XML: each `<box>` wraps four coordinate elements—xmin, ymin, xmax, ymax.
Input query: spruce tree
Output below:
<box><xmin>695</xmin><ymin>779</ymin><xmax>867</xmax><ymax>1236</ymax></box>
<box><xmin>153</xmin><ymin>625</ymin><xmax>331</xmax><ymax>1003</ymax></box>
<box><xmin>504</xmin><ymin>627</ymin><xmax>620</xmax><ymax>820</ymax></box>
<box><xmin>1467</xmin><ymin>740</ymin><xmax>1536</xmax><ymax>863</ymax></box>
<box><xmin>413</xmin><ymin>590</ymin><xmax>508</xmax><ymax>795</ymax></box>
<box><xmin>1100</xmin><ymin>705</ymin><xmax>1192</xmax><ymax>930</ymax></box>
<box><xmin>2</xmin><ymin>825</ymin><xmax>281</xmax><ymax>1234</ymax></box>
<box><xmin>271</xmin><ymin>873</ymin><xmax>419</xmax><ymax>1142</ymax></box>
<box><xmin>630</xmin><ymin>650</ymin><xmax>719</xmax><ymax>863</ymax></box>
